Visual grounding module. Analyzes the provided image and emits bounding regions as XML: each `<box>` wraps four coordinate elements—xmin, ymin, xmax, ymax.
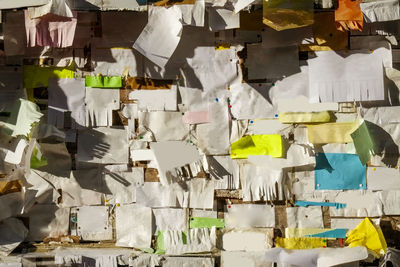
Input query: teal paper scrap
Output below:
<box><xmin>295</xmin><ymin>200</ymin><xmax>346</xmax><ymax>209</ymax></box>
<box><xmin>306</xmin><ymin>229</ymin><xmax>347</xmax><ymax>239</ymax></box>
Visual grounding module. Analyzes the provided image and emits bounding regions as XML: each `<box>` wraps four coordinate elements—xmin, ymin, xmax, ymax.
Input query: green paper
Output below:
<box><xmin>155</xmin><ymin>231</ymin><xmax>165</xmax><ymax>255</ymax></box>
<box><xmin>30</xmin><ymin>146</ymin><xmax>48</xmax><ymax>169</ymax></box>
<box><xmin>351</xmin><ymin>121</ymin><xmax>377</xmax><ymax>165</ymax></box>
<box><xmin>23</xmin><ymin>65</ymin><xmax>75</xmax><ymax>88</ymax></box>
<box><xmin>189</xmin><ymin>217</ymin><xmax>225</xmax><ymax>229</ymax></box>
<box><xmin>85</xmin><ymin>76</ymin><xmax>122</xmax><ymax>88</ymax></box>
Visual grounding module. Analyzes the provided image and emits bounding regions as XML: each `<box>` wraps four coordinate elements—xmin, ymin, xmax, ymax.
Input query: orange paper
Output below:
<box><xmin>335</xmin><ymin>0</ymin><xmax>363</xmax><ymax>31</ymax></box>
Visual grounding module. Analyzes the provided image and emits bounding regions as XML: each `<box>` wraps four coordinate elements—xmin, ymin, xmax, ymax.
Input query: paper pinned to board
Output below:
<box><xmin>133</xmin><ymin>6</ymin><xmax>183</xmax><ymax>68</ymax></box>
<box><xmin>315</xmin><ymin>153</ymin><xmax>366</xmax><ymax>190</ymax></box>
<box><xmin>177</xmin><ymin>0</ymin><xmax>205</xmax><ymax>27</ymax></box>
<box><xmin>367</xmin><ymin>167</ymin><xmax>400</xmax><ymax>190</ymax></box>
<box><xmin>222</xmin><ymin>251</ymin><xmax>272</xmax><ymax>267</ymax></box>
<box><xmin>351</xmin><ymin>120</ymin><xmax>377</xmax><ymax>165</ymax></box>
<box><xmin>207</xmin><ymin>155</ymin><xmax>240</xmax><ymax>190</ymax></box>
<box><xmin>361</xmin><ymin>0</ymin><xmax>400</xmax><ymax>23</ymax></box>
<box><xmin>295</xmin><ymin>200</ymin><xmax>346</xmax><ymax>209</ymax></box>
<box><xmin>85</xmin><ymin>76</ymin><xmax>122</xmax><ymax>88</ymax></box>
<box><xmin>308</xmin><ymin>50</ymin><xmax>385</xmax><ymax>103</ymax></box>
<box><xmin>286</xmin><ymin>207</ymin><xmax>324</xmax><ymax>229</ymax></box>
<box><xmin>329</xmin><ymin>190</ymin><xmax>383</xmax><ymax>217</ymax></box>
<box><xmin>277</xmin><ymin>96</ymin><xmax>339</xmax><ymax>113</ymax></box>
<box><xmin>28</xmin><ymin>0</ymin><xmax>73</xmax><ymax>18</ymax></box>
<box><xmin>85</xmin><ymin>88</ymin><xmax>120</xmax><ymax>127</ymax></box>
<box><xmin>307</xmin><ymin>121</ymin><xmax>359</xmax><ymax>144</ymax></box>
<box><xmin>77</xmin><ymin>206</ymin><xmax>112</xmax><ymax>241</ymax></box>
<box><xmin>222</xmin><ymin>229</ymin><xmax>273</xmax><ymax>251</ymax></box>
<box><xmin>129</xmin><ymin>85</ymin><xmax>177</xmax><ymax>111</ymax></box>
<box><xmin>182</xmin><ymin>111</ymin><xmax>209</xmax><ymax>124</ymax></box>
<box><xmin>23</xmin><ymin>64</ymin><xmax>74</xmax><ymax>89</ymax></box>
<box><xmin>231</xmin><ymin>135</ymin><xmax>283</xmax><ymax>159</ymax></box>
<box><xmin>378</xmin><ymin>190</ymin><xmax>400</xmax><ymax>215</ymax></box>
<box><xmin>225</xmin><ymin>204</ymin><xmax>275</xmax><ymax>228</ymax></box>
<box><xmin>189</xmin><ymin>217</ymin><xmax>225</xmax><ymax>229</ymax></box>
<box><xmin>153</xmin><ymin>208</ymin><xmax>188</xmax><ymax>234</ymax></box>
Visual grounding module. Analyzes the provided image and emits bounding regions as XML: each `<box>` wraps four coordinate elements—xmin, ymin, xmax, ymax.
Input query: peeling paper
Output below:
<box><xmin>378</xmin><ymin>190</ymin><xmax>400</xmax><ymax>215</ymax></box>
<box><xmin>153</xmin><ymin>208</ymin><xmax>188</xmax><ymax>234</ymax></box>
<box><xmin>115</xmin><ymin>204</ymin><xmax>152</xmax><ymax>249</ymax></box>
<box><xmin>222</xmin><ymin>228</ymin><xmax>273</xmax><ymax>251</ymax></box>
<box><xmin>138</xmin><ymin>112</ymin><xmax>189</xmax><ymax>142</ymax></box>
<box><xmin>207</xmin><ymin>155</ymin><xmax>240</xmax><ymax>190</ymax></box>
<box><xmin>286</xmin><ymin>207</ymin><xmax>324</xmax><ymax>229</ymax></box>
<box><xmin>77</xmin><ymin>127</ymin><xmax>129</xmax><ymax>164</ymax></box>
<box><xmin>222</xmin><ymin>251</ymin><xmax>273</xmax><ymax>267</ymax></box>
<box><xmin>28</xmin><ymin>0</ymin><xmax>73</xmax><ymax>18</ymax></box>
<box><xmin>25</xmin><ymin>204</ymin><xmax>70</xmax><ymax>241</ymax></box>
<box><xmin>225</xmin><ymin>204</ymin><xmax>275</xmax><ymax>228</ymax></box>
<box><xmin>162</xmin><ymin>227</ymin><xmax>216</xmax><ymax>255</ymax></box>
<box><xmin>77</xmin><ymin>206</ymin><xmax>112</xmax><ymax>241</ymax></box>
<box><xmin>54</xmin><ymin>248</ymin><xmax>131</xmax><ymax>267</ymax></box>
<box><xmin>133</xmin><ymin>6</ymin><xmax>183</xmax><ymax>68</ymax></box>
<box><xmin>178</xmin><ymin>0</ymin><xmax>205</xmax><ymax>27</ymax></box>
<box><xmin>329</xmin><ymin>190</ymin><xmax>383</xmax><ymax>217</ymax></box>
<box><xmin>129</xmin><ymin>85</ymin><xmax>177</xmax><ymax>111</ymax></box>
<box><xmin>85</xmin><ymin>88</ymin><xmax>120</xmax><ymax>127</ymax></box>
<box><xmin>0</xmin><ymin>218</ymin><xmax>28</xmax><ymax>257</ymax></box>
<box><xmin>361</xmin><ymin>106</ymin><xmax>400</xmax><ymax>124</ymax></box>
<box><xmin>361</xmin><ymin>0</ymin><xmax>400</xmax><ymax>23</ymax></box>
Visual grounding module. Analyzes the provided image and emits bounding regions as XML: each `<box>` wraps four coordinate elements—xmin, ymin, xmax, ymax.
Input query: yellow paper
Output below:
<box><xmin>346</xmin><ymin>218</ymin><xmax>387</xmax><ymax>258</ymax></box>
<box><xmin>307</xmin><ymin>121</ymin><xmax>359</xmax><ymax>144</ymax></box>
<box><xmin>279</xmin><ymin>111</ymin><xmax>332</xmax><ymax>123</ymax></box>
<box><xmin>23</xmin><ymin>64</ymin><xmax>75</xmax><ymax>88</ymax></box>
<box><xmin>231</xmin><ymin>135</ymin><xmax>283</xmax><ymax>159</ymax></box>
<box><xmin>285</xmin><ymin>228</ymin><xmax>335</xmax><ymax>240</ymax></box>
<box><xmin>275</xmin><ymin>237</ymin><xmax>325</xmax><ymax>249</ymax></box>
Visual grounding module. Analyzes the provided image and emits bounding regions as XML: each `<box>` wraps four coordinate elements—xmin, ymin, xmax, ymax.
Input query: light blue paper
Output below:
<box><xmin>295</xmin><ymin>201</ymin><xmax>346</xmax><ymax>209</ymax></box>
<box><xmin>306</xmin><ymin>229</ymin><xmax>347</xmax><ymax>239</ymax></box>
<box><xmin>315</xmin><ymin>153</ymin><xmax>366</xmax><ymax>190</ymax></box>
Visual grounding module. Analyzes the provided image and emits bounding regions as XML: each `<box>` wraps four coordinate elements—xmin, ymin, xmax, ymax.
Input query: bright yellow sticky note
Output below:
<box><xmin>346</xmin><ymin>218</ymin><xmax>387</xmax><ymax>258</ymax></box>
<box><xmin>279</xmin><ymin>111</ymin><xmax>332</xmax><ymax>123</ymax></box>
<box><xmin>307</xmin><ymin>121</ymin><xmax>359</xmax><ymax>144</ymax></box>
<box><xmin>231</xmin><ymin>135</ymin><xmax>282</xmax><ymax>159</ymax></box>
<box><xmin>275</xmin><ymin>237</ymin><xmax>325</xmax><ymax>249</ymax></box>
<box><xmin>23</xmin><ymin>64</ymin><xmax>75</xmax><ymax>88</ymax></box>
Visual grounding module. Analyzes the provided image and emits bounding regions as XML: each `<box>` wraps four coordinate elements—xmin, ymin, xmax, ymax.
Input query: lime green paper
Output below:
<box><xmin>85</xmin><ymin>76</ymin><xmax>122</xmax><ymax>88</ymax></box>
<box><xmin>23</xmin><ymin>65</ymin><xmax>74</xmax><ymax>88</ymax></box>
<box><xmin>155</xmin><ymin>231</ymin><xmax>165</xmax><ymax>255</ymax></box>
<box><xmin>30</xmin><ymin>145</ymin><xmax>48</xmax><ymax>169</ymax></box>
<box><xmin>189</xmin><ymin>217</ymin><xmax>225</xmax><ymax>229</ymax></box>
<box><xmin>351</xmin><ymin>121</ymin><xmax>377</xmax><ymax>165</ymax></box>
<box><xmin>231</xmin><ymin>135</ymin><xmax>283</xmax><ymax>159</ymax></box>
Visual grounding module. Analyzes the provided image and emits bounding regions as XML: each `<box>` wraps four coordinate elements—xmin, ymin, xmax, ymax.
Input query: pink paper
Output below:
<box><xmin>24</xmin><ymin>10</ymin><xmax>77</xmax><ymax>48</ymax></box>
<box><xmin>182</xmin><ymin>111</ymin><xmax>210</xmax><ymax>124</ymax></box>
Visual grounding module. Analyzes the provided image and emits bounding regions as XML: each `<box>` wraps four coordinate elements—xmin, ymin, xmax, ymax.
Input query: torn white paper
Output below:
<box><xmin>286</xmin><ymin>207</ymin><xmax>324</xmax><ymax>228</ymax></box>
<box><xmin>85</xmin><ymin>88</ymin><xmax>120</xmax><ymax>127</ymax></box>
<box><xmin>129</xmin><ymin>85</ymin><xmax>177</xmax><ymax>111</ymax></box>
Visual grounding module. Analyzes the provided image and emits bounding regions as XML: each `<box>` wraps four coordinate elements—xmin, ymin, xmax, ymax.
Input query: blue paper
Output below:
<box><xmin>295</xmin><ymin>201</ymin><xmax>346</xmax><ymax>209</ymax></box>
<box><xmin>315</xmin><ymin>153</ymin><xmax>366</xmax><ymax>190</ymax></box>
<box><xmin>306</xmin><ymin>229</ymin><xmax>347</xmax><ymax>239</ymax></box>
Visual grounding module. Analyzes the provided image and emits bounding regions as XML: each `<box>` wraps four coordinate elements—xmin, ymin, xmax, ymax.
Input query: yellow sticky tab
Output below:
<box><xmin>23</xmin><ymin>64</ymin><xmax>75</xmax><ymax>89</ymax></box>
<box><xmin>346</xmin><ymin>218</ymin><xmax>387</xmax><ymax>258</ymax></box>
<box><xmin>215</xmin><ymin>43</ymin><xmax>230</xmax><ymax>50</ymax></box>
<box><xmin>279</xmin><ymin>111</ymin><xmax>332</xmax><ymax>123</ymax></box>
<box><xmin>307</xmin><ymin>121</ymin><xmax>359</xmax><ymax>144</ymax></box>
<box><xmin>231</xmin><ymin>135</ymin><xmax>283</xmax><ymax>159</ymax></box>
<box><xmin>275</xmin><ymin>237</ymin><xmax>325</xmax><ymax>249</ymax></box>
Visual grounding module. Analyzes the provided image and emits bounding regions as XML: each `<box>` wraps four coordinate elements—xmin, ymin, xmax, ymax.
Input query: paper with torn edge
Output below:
<box><xmin>225</xmin><ymin>204</ymin><xmax>275</xmax><ymax>228</ymax></box>
<box><xmin>361</xmin><ymin>106</ymin><xmax>400</xmax><ymax>124</ymax></box>
<box><xmin>0</xmin><ymin>89</ymin><xmax>27</xmax><ymax>114</ymax></box>
<box><xmin>315</xmin><ymin>153</ymin><xmax>366</xmax><ymax>190</ymax></box>
<box><xmin>102</xmin><ymin>166</ymin><xmax>144</xmax><ymax>204</ymax></box>
<box><xmin>28</xmin><ymin>0</ymin><xmax>73</xmax><ymax>18</ymax></box>
<box><xmin>286</xmin><ymin>207</ymin><xmax>324</xmax><ymax>228</ymax></box>
<box><xmin>248</xmin><ymin>144</ymin><xmax>315</xmax><ymax>169</ymax></box>
<box><xmin>189</xmin><ymin>217</ymin><xmax>225</xmax><ymax>229</ymax></box>
<box><xmin>230</xmin><ymin>83</ymin><xmax>275</xmax><ymax>119</ymax></box>
<box><xmin>331</xmin><ymin>218</ymin><xmax>381</xmax><ymax>230</ymax></box>
<box><xmin>329</xmin><ymin>190</ymin><xmax>383</xmax><ymax>217</ymax></box>
<box><xmin>0</xmin><ymin>0</ymin><xmax>49</xmax><ymax>9</ymax></box>
<box><xmin>177</xmin><ymin>0</ymin><xmax>205</xmax><ymax>27</ymax></box>
<box><xmin>0</xmin><ymin>218</ymin><xmax>28</xmax><ymax>257</ymax></box>
<box><xmin>335</xmin><ymin>0</ymin><xmax>363</xmax><ymax>31</ymax></box>
<box><xmin>150</xmin><ymin>141</ymin><xmax>202</xmax><ymax>184</ymax></box>
<box><xmin>133</xmin><ymin>6</ymin><xmax>183</xmax><ymax>68</ymax></box>
<box><xmin>275</xmin><ymin>237</ymin><xmax>325</xmax><ymax>249</ymax></box>
<box><xmin>182</xmin><ymin>111</ymin><xmax>209</xmax><ymax>124</ymax></box>
<box><xmin>350</xmin><ymin>38</ymin><xmax>392</xmax><ymax>68</ymax></box>
<box><xmin>160</xmin><ymin>227</ymin><xmax>216</xmax><ymax>255</ymax></box>
<box><xmin>246</xmin><ymin>44</ymin><xmax>300</xmax><ymax>80</ymax></box>
<box><xmin>295</xmin><ymin>201</ymin><xmax>346</xmax><ymax>209</ymax></box>
<box><xmin>208</xmin><ymin>7</ymin><xmax>240</xmax><ymax>31</ymax></box>
<box><xmin>129</xmin><ymin>85</ymin><xmax>177</xmax><ymax>111</ymax></box>
<box><xmin>346</xmin><ymin>218</ymin><xmax>387</xmax><ymax>258</ymax></box>
<box><xmin>307</xmin><ymin>121</ymin><xmax>359</xmax><ymax>144</ymax></box>
<box><xmin>378</xmin><ymin>190</ymin><xmax>400</xmax><ymax>215</ymax></box>
<box><xmin>77</xmin><ymin>206</ymin><xmax>112</xmax><ymax>241</ymax></box>
<box><xmin>25</xmin><ymin>204</ymin><xmax>70</xmax><ymax>241</ymax></box>
<box><xmin>231</xmin><ymin>135</ymin><xmax>282</xmax><ymax>159</ymax></box>
<box><xmin>102</xmin><ymin>0</ymin><xmax>147</xmax><ymax>11</ymax></box>
<box><xmin>54</xmin><ymin>248</ymin><xmax>131</xmax><ymax>267</ymax></box>
<box><xmin>265</xmin><ymin>247</ymin><xmax>319</xmax><ymax>267</ymax></box>
<box><xmin>24</xmin><ymin>10</ymin><xmax>78</xmax><ymax>48</ymax></box>
<box><xmin>207</xmin><ymin>155</ymin><xmax>240</xmax><ymax>190</ymax></box>
<box><xmin>317</xmin><ymin>246</ymin><xmax>368</xmax><ymax>267</ymax></box>
<box><xmin>361</xmin><ymin>0</ymin><xmax>400</xmax><ymax>23</ymax></box>
<box><xmin>279</xmin><ymin>111</ymin><xmax>332</xmax><ymax>123</ymax></box>
<box><xmin>240</xmin><ymin>164</ymin><xmax>290</xmax><ymax>201</ymax></box>
<box><xmin>232</xmin><ymin>0</ymin><xmax>256</xmax><ymax>13</ymax></box>
<box><xmin>222</xmin><ymin>251</ymin><xmax>273</xmax><ymax>267</ymax></box>
<box><xmin>115</xmin><ymin>204</ymin><xmax>152</xmax><ymax>249</ymax></box>
<box><xmin>23</xmin><ymin>64</ymin><xmax>74</xmax><ymax>89</ymax></box>
<box><xmin>1</xmin><ymin>99</ymin><xmax>43</xmax><ymax>137</ymax></box>
<box><xmin>306</xmin><ymin>229</ymin><xmax>347</xmax><ymax>239</ymax></box>
<box><xmin>153</xmin><ymin>208</ymin><xmax>188</xmax><ymax>234</ymax></box>
<box><xmin>351</xmin><ymin>120</ymin><xmax>378</xmax><ymax>165</ymax></box>
<box><xmin>367</xmin><ymin>167</ymin><xmax>400</xmax><ymax>190</ymax></box>
<box><xmin>77</xmin><ymin>127</ymin><xmax>129</xmax><ymax>164</ymax></box>
<box><xmin>85</xmin><ymin>88</ymin><xmax>120</xmax><ymax>127</ymax></box>
<box><xmin>278</xmin><ymin>96</ymin><xmax>339</xmax><ymax>113</ymax></box>
<box><xmin>222</xmin><ymin>229</ymin><xmax>273</xmax><ymax>251</ymax></box>
<box><xmin>285</xmin><ymin>228</ymin><xmax>335</xmax><ymax>239</ymax></box>
<box><xmin>163</xmin><ymin>257</ymin><xmax>214</xmax><ymax>267</ymax></box>
<box><xmin>85</xmin><ymin>76</ymin><xmax>122</xmax><ymax>88</ymax></box>
<box><xmin>23</xmin><ymin>170</ymin><xmax>59</xmax><ymax>210</ymax></box>
<box><xmin>308</xmin><ymin>50</ymin><xmax>385</xmax><ymax>103</ymax></box>
<box><xmin>138</xmin><ymin>112</ymin><xmax>189</xmax><ymax>142</ymax></box>
<box><xmin>48</xmin><ymin>78</ymin><xmax>86</xmax><ymax>129</ymax></box>
<box><xmin>4</xmin><ymin>139</ymin><xmax>27</xmax><ymax>165</ymax></box>
<box><xmin>262</xmin><ymin>0</ymin><xmax>314</xmax><ymax>31</ymax></box>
